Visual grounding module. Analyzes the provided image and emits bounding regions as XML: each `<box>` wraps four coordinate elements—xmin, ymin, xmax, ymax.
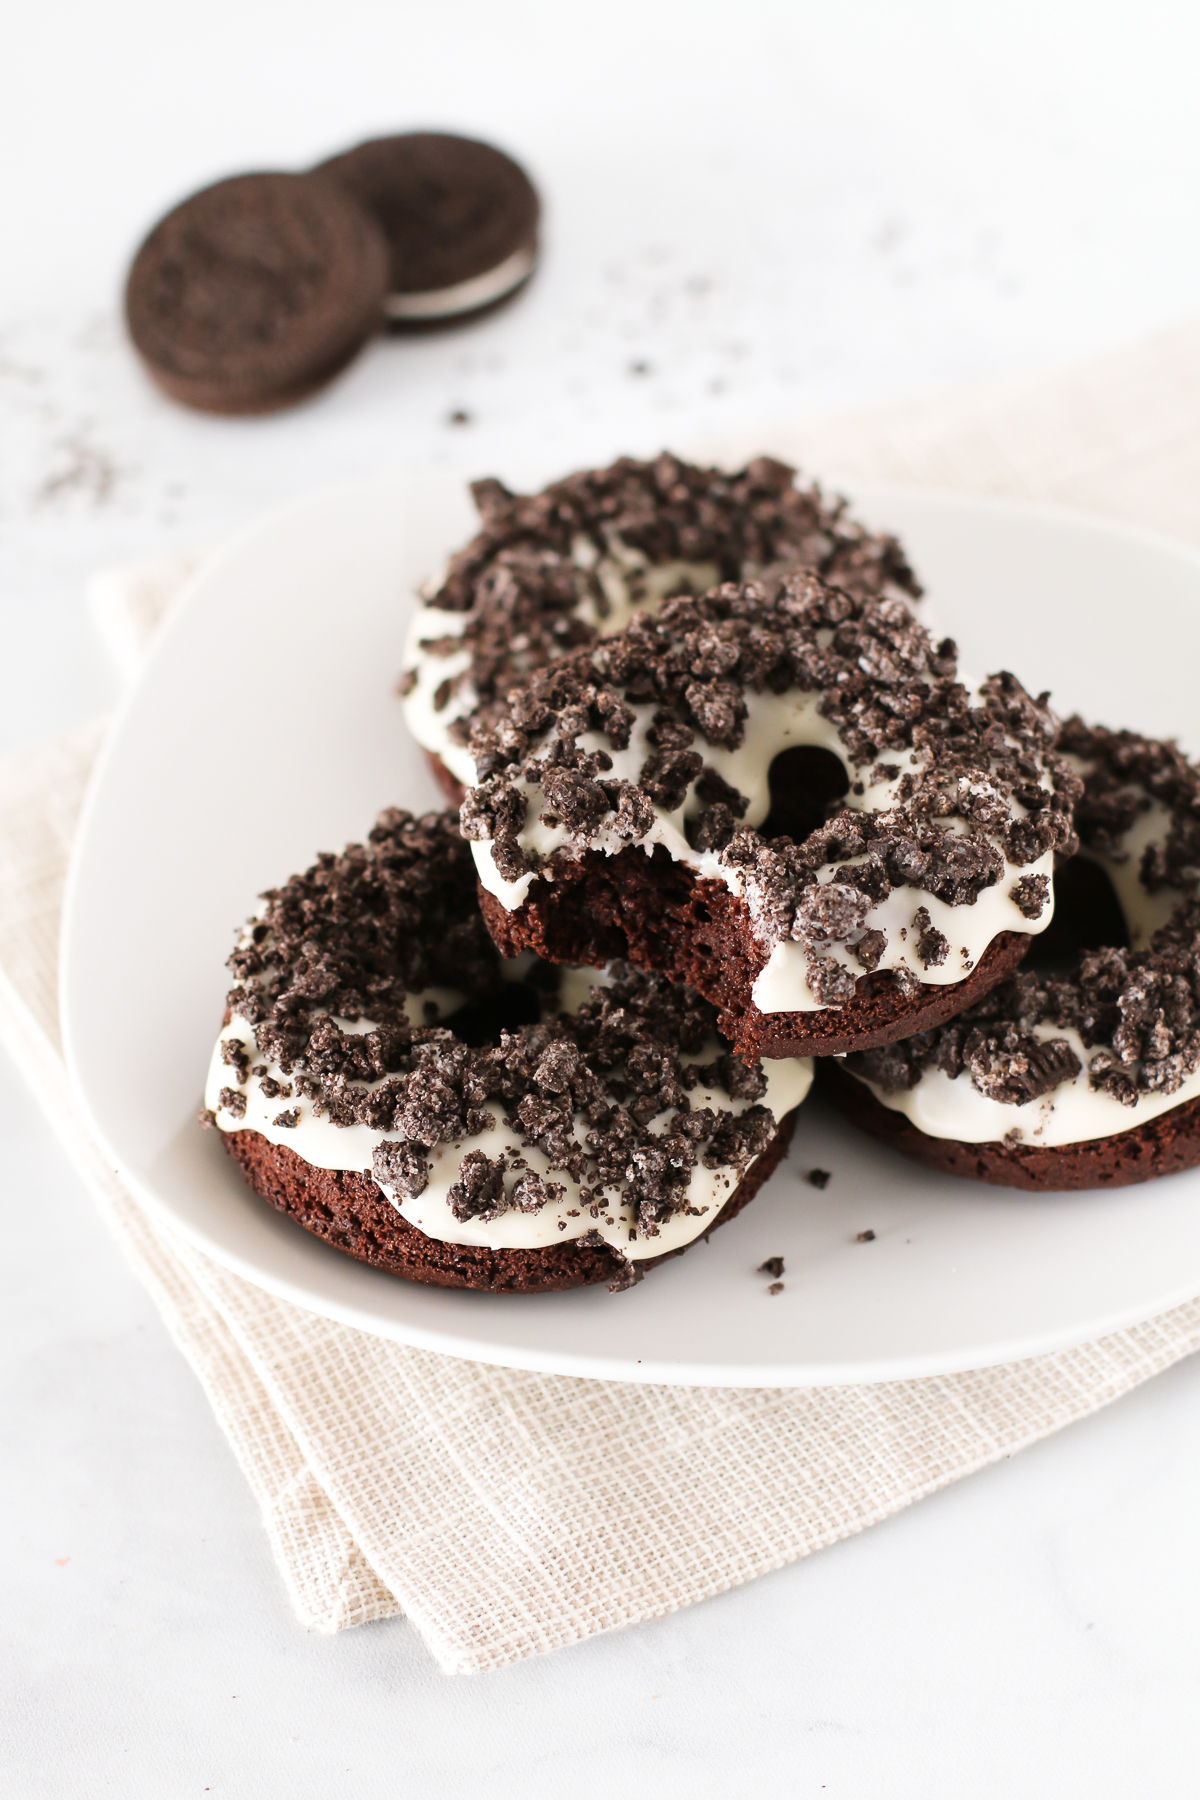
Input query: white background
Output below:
<box><xmin>5</xmin><ymin>1</ymin><xmax>1200</xmax><ymax>1791</ymax></box>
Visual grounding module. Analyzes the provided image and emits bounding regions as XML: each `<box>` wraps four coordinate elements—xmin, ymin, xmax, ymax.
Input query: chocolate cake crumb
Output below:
<box><xmin>758</xmin><ymin>1255</ymin><xmax>785</xmax><ymax>1277</ymax></box>
<box><xmin>807</xmin><ymin>1168</ymin><xmax>831</xmax><ymax>1189</ymax></box>
<box><xmin>767</xmin><ymin>1280</ymin><xmax>784</xmax><ymax>1295</ymax></box>
<box><xmin>855</xmin><ymin>1229</ymin><xmax>876</xmax><ymax>1243</ymax></box>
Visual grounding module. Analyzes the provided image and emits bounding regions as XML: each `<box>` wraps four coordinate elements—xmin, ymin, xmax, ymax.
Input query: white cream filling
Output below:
<box><xmin>847</xmin><ymin>775</ymin><xmax>1198</xmax><ymax>1147</ymax></box>
<box><xmin>471</xmin><ymin>683</ymin><xmax>1054</xmax><ymax>1013</ymax></box>
<box><xmin>384</xmin><ymin>244</ymin><xmax>538</xmax><ymax>322</ymax></box>
<box><xmin>206</xmin><ymin>991</ymin><xmax>812</xmax><ymax>1260</ymax></box>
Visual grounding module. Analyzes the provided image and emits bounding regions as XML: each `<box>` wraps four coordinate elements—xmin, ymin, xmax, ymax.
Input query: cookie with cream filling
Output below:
<box><xmin>316</xmin><ymin>132</ymin><xmax>540</xmax><ymax>326</ymax></box>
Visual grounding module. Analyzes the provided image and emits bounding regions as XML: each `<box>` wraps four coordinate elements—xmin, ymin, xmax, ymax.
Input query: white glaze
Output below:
<box><xmin>471</xmin><ymin>683</ymin><xmax>1055</xmax><ymax>1013</ymax></box>
<box><xmin>207</xmin><ymin>988</ymin><xmax>812</xmax><ymax>1261</ymax></box>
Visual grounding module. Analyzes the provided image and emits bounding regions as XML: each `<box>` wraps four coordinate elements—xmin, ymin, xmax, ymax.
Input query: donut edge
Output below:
<box><xmin>475</xmin><ymin>843</ymin><xmax>1031</xmax><ymax>1060</ymax></box>
<box><xmin>822</xmin><ymin>1061</ymin><xmax>1200</xmax><ymax>1191</ymax></box>
<box><xmin>425</xmin><ymin>749</ymin><xmax>467</xmax><ymax>806</ymax></box>
<box><xmin>219</xmin><ymin>1109</ymin><xmax>796</xmax><ymax>1294</ymax></box>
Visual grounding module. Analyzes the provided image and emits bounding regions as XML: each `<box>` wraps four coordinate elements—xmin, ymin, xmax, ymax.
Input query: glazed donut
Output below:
<box><xmin>399</xmin><ymin>452</ymin><xmax>922</xmax><ymax>800</ymax></box>
<box><xmin>827</xmin><ymin>720</ymin><xmax>1200</xmax><ymax>1189</ymax></box>
<box><xmin>460</xmin><ymin>576</ymin><xmax>1082</xmax><ymax>1061</ymax></box>
<box><xmin>202</xmin><ymin>809</ymin><xmax>811</xmax><ymax>1292</ymax></box>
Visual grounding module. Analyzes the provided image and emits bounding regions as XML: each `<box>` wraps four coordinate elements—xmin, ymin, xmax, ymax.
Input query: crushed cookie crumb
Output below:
<box><xmin>855</xmin><ymin>1228</ymin><xmax>876</xmax><ymax>1243</ymax></box>
<box><xmin>807</xmin><ymin>1169</ymin><xmax>831</xmax><ymax>1190</ymax></box>
<box><xmin>220</xmin><ymin>1037</ymin><xmax>250</xmax><ymax>1082</ymax></box>
<box><xmin>757</xmin><ymin>1256</ymin><xmax>785</xmax><ymax>1277</ymax></box>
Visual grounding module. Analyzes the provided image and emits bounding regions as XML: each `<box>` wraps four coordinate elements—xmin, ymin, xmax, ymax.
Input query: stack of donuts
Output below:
<box><xmin>205</xmin><ymin>452</ymin><xmax>1200</xmax><ymax>1294</ymax></box>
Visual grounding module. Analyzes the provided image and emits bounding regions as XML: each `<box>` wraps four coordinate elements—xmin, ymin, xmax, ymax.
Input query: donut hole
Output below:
<box><xmin>760</xmin><ymin>746</ymin><xmax>851</xmax><ymax>843</ymax></box>
<box><xmin>1025</xmin><ymin>855</ymin><xmax>1130</xmax><ymax>976</ymax></box>
<box><xmin>446</xmin><ymin>980</ymin><xmax>544</xmax><ymax>1046</ymax></box>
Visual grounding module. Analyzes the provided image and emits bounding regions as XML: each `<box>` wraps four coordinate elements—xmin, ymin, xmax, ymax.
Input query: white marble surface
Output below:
<box><xmin>5</xmin><ymin>0</ymin><xmax>1200</xmax><ymax>1790</ymax></box>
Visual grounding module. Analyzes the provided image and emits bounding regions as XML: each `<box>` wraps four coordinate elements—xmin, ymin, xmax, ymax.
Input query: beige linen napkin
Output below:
<box><xmin>8</xmin><ymin>317</ymin><xmax>1200</xmax><ymax>1674</ymax></box>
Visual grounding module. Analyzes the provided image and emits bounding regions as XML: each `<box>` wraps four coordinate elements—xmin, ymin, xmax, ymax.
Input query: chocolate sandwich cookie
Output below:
<box><xmin>401</xmin><ymin>453</ymin><xmax>923</xmax><ymax>802</ymax></box>
<box><xmin>459</xmin><ymin>576</ymin><xmax>1081</xmax><ymax>1060</ymax></box>
<box><xmin>827</xmin><ymin>720</ymin><xmax>1200</xmax><ymax>1189</ymax></box>
<box><xmin>203</xmin><ymin>809</ymin><xmax>812</xmax><ymax>1292</ymax></box>
<box><xmin>125</xmin><ymin>171</ymin><xmax>390</xmax><ymax>414</ymax></box>
<box><xmin>317</xmin><ymin>132</ymin><xmax>539</xmax><ymax>325</ymax></box>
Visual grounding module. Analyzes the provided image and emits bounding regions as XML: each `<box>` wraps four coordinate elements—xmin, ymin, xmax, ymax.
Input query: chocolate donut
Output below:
<box><xmin>202</xmin><ymin>809</ymin><xmax>811</xmax><ymax>1292</ymax></box>
<box><xmin>828</xmin><ymin>721</ymin><xmax>1200</xmax><ymax>1189</ymax></box>
<box><xmin>459</xmin><ymin>576</ymin><xmax>1081</xmax><ymax>1060</ymax></box>
<box><xmin>399</xmin><ymin>453</ymin><xmax>922</xmax><ymax>802</ymax></box>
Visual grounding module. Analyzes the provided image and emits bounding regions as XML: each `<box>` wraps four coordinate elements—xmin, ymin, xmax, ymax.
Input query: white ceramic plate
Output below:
<box><xmin>60</xmin><ymin>463</ymin><xmax>1200</xmax><ymax>1386</ymax></box>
